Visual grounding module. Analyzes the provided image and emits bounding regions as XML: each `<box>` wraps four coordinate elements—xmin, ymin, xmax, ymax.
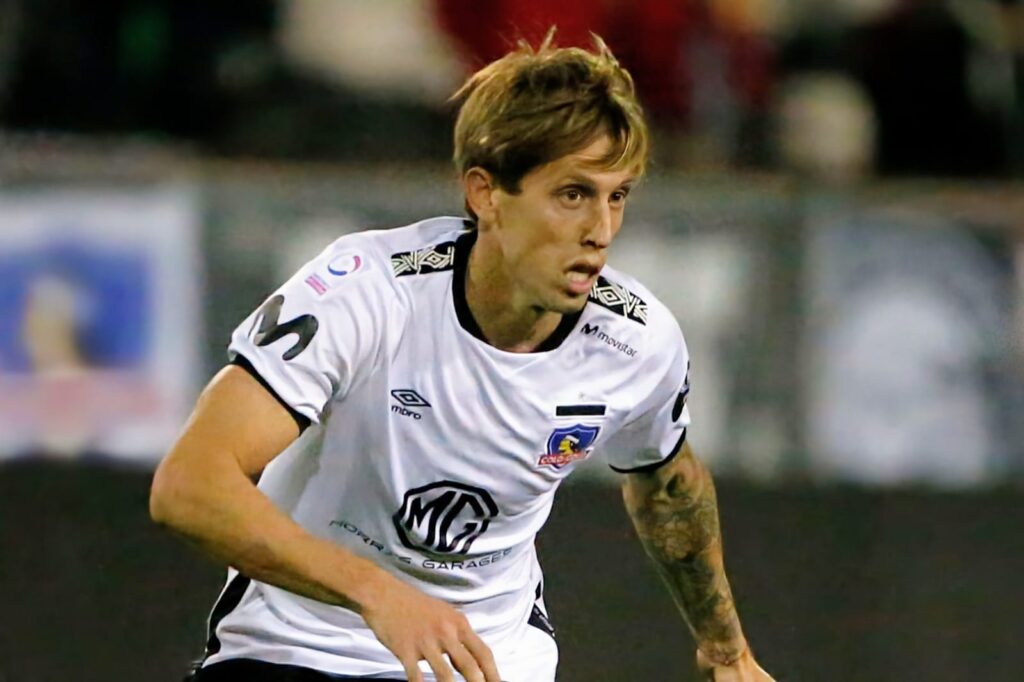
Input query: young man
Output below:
<box><xmin>151</xmin><ymin>34</ymin><xmax>772</xmax><ymax>682</ymax></box>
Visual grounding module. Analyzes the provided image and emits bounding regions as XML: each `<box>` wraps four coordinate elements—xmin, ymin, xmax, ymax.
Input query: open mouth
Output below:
<box><xmin>565</xmin><ymin>261</ymin><xmax>602</xmax><ymax>294</ymax></box>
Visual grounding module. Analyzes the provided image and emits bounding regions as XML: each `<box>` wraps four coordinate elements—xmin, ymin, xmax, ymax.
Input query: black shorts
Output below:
<box><xmin>188</xmin><ymin>658</ymin><xmax>405</xmax><ymax>681</ymax></box>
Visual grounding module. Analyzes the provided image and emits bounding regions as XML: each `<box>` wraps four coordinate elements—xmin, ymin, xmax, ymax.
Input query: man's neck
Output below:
<box><xmin>464</xmin><ymin>239</ymin><xmax>563</xmax><ymax>353</ymax></box>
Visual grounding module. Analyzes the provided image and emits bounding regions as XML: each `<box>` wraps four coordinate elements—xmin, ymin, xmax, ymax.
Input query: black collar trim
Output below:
<box><xmin>452</xmin><ymin>230</ymin><xmax>583</xmax><ymax>353</ymax></box>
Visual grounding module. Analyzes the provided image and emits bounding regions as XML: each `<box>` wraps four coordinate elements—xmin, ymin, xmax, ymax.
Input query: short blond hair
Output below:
<box><xmin>452</xmin><ymin>30</ymin><xmax>649</xmax><ymax>196</ymax></box>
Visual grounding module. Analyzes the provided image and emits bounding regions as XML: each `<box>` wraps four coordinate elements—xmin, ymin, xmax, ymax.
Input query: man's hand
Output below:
<box><xmin>696</xmin><ymin>647</ymin><xmax>774</xmax><ymax>681</ymax></box>
<box><xmin>361</xmin><ymin>576</ymin><xmax>501</xmax><ymax>682</ymax></box>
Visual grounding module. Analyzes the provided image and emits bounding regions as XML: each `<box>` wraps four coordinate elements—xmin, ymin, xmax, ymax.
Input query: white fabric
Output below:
<box><xmin>207</xmin><ymin>217</ymin><xmax>691</xmax><ymax>680</ymax></box>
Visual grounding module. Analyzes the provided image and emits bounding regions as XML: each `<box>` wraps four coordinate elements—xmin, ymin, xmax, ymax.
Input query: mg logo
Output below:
<box><xmin>393</xmin><ymin>481</ymin><xmax>499</xmax><ymax>556</ymax></box>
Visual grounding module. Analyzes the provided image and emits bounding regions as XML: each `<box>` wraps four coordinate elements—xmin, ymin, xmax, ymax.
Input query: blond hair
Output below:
<box><xmin>452</xmin><ymin>30</ymin><xmax>649</xmax><ymax>197</ymax></box>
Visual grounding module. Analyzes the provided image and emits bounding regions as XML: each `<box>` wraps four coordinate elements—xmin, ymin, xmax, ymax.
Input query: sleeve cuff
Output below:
<box><xmin>608</xmin><ymin>428</ymin><xmax>687</xmax><ymax>474</ymax></box>
<box><xmin>229</xmin><ymin>353</ymin><xmax>311</xmax><ymax>433</ymax></box>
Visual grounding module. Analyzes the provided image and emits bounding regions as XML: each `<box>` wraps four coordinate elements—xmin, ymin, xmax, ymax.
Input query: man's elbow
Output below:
<box><xmin>149</xmin><ymin>456</ymin><xmax>194</xmax><ymax>529</ymax></box>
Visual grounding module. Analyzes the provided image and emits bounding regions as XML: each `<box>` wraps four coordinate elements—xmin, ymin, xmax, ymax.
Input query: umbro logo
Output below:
<box><xmin>391</xmin><ymin>389</ymin><xmax>430</xmax><ymax>408</ymax></box>
<box><xmin>391</xmin><ymin>389</ymin><xmax>430</xmax><ymax>420</ymax></box>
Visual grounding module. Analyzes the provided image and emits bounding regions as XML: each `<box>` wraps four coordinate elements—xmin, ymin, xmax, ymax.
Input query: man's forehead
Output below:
<box><xmin>543</xmin><ymin>136</ymin><xmax>639</xmax><ymax>181</ymax></box>
<box><xmin>544</xmin><ymin>158</ymin><xmax>638</xmax><ymax>185</ymax></box>
<box><xmin>563</xmin><ymin>135</ymin><xmax>615</xmax><ymax>163</ymax></box>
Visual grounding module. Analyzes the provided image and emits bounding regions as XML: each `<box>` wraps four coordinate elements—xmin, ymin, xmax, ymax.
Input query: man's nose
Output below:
<box><xmin>585</xmin><ymin>203</ymin><xmax>613</xmax><ymax>249</ymax></box>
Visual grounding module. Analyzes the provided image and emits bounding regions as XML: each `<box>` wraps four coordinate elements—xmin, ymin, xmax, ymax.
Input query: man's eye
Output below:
<box><xmin>564</xmin><ymin>189</ymin><xmax>582</xmax><ymax>202</ymax></box>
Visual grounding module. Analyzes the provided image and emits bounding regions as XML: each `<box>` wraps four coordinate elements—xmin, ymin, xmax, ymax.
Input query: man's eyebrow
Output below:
<box><xmin>559</xmin><ymin>174</ymin><xmax>637</xmax><ymax>191</ymax></box>
<box><xmin>558</xmin><ymin>175</ymin><xmax>600</xmax><ymax>190</ymax></box>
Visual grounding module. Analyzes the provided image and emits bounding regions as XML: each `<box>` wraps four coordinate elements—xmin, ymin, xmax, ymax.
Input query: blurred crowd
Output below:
<box><xmin>0</xmin><ymin>0</ymin><xmax>1020</xmax><ymax>178</ymax></box>
<box><xmin>1</xmin><ymin>1</ymin><xmax>1023</xmax><ymax>485</ymax></box>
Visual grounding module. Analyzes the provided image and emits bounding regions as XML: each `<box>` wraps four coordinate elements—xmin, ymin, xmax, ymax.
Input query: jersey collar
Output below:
<box><xmin>452</xmin><ymin>229</ymin><xmax>584</xmax><ymax>353</ymax></box>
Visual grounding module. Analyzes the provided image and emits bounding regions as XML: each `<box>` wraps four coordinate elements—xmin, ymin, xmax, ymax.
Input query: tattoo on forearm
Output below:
<box><xmin>625</xmin><ymin>454</ymin><xmax>746</xmax><ymax>664</ymax></box>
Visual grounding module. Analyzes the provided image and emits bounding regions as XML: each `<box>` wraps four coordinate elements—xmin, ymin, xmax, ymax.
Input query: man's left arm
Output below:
<box><xmin>621</xmin><ymin>440</ymin><xmax>773</xmax><ymax>681</ymax></box>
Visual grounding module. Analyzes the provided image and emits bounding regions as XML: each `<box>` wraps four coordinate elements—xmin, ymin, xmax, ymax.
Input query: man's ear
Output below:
<box><xmin>462</xmin><ymin>167</ymin><xmax>499</xmax><ymax>228</ymax></box>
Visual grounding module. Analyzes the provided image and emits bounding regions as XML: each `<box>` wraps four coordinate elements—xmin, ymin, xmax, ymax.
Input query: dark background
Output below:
<box><xmin>2</xmin><ymin>460</ymin><xmax>1020</xmax><ymax>682</ymax></box>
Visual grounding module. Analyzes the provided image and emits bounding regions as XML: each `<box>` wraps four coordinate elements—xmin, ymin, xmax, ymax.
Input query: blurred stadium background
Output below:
<box><xmin>1</xmin><ymin>1</ymin><xmax>1022</xmax><ymax>680</ymax></box>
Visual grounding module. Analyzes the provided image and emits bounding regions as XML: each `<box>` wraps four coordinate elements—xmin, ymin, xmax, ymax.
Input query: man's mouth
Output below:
<box><xmin>565</xmin><ymin>261</ymin><xmax>603</xmax><ymax>294</ymax></box>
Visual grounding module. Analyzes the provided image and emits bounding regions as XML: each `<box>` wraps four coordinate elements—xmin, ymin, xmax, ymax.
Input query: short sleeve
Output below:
<box><xmin>599</xmin><ymin>319</ymin><xmax>691</xmax><ymax>473</ymax></box>
<box><xmin>227</xmin><ymin>240</ymin><xmax>391</xmax><ymax>426</ymax></box>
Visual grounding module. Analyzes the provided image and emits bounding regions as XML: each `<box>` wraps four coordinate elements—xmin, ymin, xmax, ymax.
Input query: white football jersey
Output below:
<box><xmin>203</xmin><ymin>217</ymin><xmax>691</xmax><ymax>680</ymax></box>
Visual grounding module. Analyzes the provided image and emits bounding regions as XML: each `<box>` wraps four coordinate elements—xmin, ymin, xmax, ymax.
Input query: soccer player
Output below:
<box><xmin>151</xmin><ymin>33</ymin><xmax>773</xmax><ymax>682</ymax></box>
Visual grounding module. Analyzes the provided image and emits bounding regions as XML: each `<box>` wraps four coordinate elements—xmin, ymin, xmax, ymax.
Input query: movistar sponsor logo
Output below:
<box><xmin>581</xmin><ymin>322</ymin><xmax>637</xmax><ymax>357</ymax></box>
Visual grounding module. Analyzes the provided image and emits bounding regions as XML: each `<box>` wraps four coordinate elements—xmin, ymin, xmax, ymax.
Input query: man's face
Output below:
<box><xmin>486</xmin><ymin>135</ymin><xmax>637</xmax><ymax>314</ymax></box>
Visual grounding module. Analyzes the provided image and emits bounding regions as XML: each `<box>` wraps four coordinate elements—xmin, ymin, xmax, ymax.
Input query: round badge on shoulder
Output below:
<box><xmin>327</xmin><ymin>253</ymin><xmax>363</xmax><ymax>277</ymax></box>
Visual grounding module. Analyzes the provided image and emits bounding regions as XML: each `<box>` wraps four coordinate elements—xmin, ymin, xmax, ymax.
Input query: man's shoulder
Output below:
<box><xmin>331</xmin><ymin>216</ymin><xmax>469</xmax><ymax>278</ymax></box>
<box><xmin>581</xmin><ymin>266</ymin><xmax>688</xmax><ymax>401</ymax></box>
<box><xmin>587</xmin><ymin>264</ymin><xmax>679</xmax><ymax>340</ymax></box>
<box><xmin>383</xmin><ymin>216</ymin><xmax>471</xmax><ymax>279</ymax></box>
<box><xmin>319</xmin><ymin>214</ymin><xmax>464</xmax><ymax>258</ymax></box>
<box><xmin>308</xmin><ymin>217</ymin><xmax>468</xmax><ymax>295</ymax></box>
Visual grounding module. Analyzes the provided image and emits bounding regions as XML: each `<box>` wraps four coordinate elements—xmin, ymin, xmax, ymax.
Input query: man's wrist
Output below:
<box><xmin>698</xmin><ymin>639</ymin><xmax>749</xmax><ymax>667</ymax></box>
<box><xmin>323</xmin><ymin>551</ymin><xmax>395</xmax><ymax>615</ymax></box>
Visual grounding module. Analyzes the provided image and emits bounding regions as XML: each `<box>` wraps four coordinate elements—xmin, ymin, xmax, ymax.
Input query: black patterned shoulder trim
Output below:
<box><xmin>588</xmin><ymin>275</ymin><xmax>648</xmax><ymax>325</ymax></box>
<box><xmin>391</xmin><ymin>240</ymin><xmax>457</xmax><ymax>277</ymax></box>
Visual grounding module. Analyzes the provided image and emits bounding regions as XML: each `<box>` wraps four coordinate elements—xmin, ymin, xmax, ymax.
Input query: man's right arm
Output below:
<box><xmin>149</xmin><ymin>365</ymin><xmax>500</xmax><ymax>682</ymax></box>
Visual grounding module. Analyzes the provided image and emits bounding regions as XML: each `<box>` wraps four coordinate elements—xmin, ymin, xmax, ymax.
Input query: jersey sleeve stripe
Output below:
<box><xmin>229</xmin><ymin>354</ymin><xmax>311</xmax><ymax>432</ymax></box>
<box><xmin>607</xmin><ymin>428</ymin><xmax>687</xmax><ymax>474</ymax></box>
<box><xmin>587</xmin><ymin>275</ymin><xmax>648</xmax><ymax>325</ymax></box>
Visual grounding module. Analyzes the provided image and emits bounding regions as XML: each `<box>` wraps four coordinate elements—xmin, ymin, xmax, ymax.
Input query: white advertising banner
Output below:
<box><xmin>804</xmin><ymin>210</ymin><xmax>1011</xmax><ymax>486</ymax></box>
<box><xmin>0</xmin><ymin>187</ymin><xmax>202</xmax><ymax>465</ymax></box>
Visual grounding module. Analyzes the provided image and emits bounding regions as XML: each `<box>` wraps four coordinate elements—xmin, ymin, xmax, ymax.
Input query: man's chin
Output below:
<box><xmin>546</xmin><ymin>289</ymin><xmax>590</xmax><ymax>315</ymax></box>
